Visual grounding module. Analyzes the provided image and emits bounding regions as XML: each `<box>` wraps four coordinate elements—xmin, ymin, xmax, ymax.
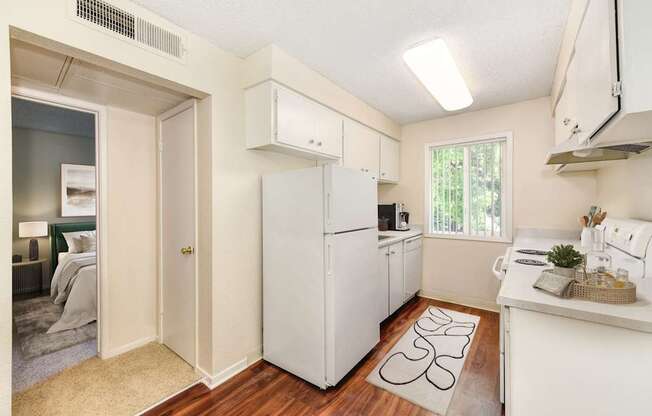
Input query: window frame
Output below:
<box><xmin>423</xmin><ymin>132</ymin><xmax>513</xmax><ymax>243</ymax></box>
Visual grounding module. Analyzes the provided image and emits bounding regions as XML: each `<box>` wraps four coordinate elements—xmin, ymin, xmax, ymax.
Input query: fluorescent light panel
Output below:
<box><xmin>403</xmin><ymin>39</ymin><xmax>473</xmax><ymax>111</ymax></box>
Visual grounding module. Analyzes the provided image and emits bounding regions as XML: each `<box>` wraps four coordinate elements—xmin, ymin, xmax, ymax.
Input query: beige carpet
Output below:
<box><xmin>13</xmin><ymin>342</ymin><xmax>201</xmax><ymax>416</ymax></box>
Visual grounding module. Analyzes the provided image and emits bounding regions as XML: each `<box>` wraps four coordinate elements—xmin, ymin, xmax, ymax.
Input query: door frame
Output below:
<box><xmin>11</xmin><ymin>86</ymin><xmax>109</xmax><ymax>357</ymax></box>
<box><xmin>157</xmin><ymin>98</ymin><xmax>199</xmax><ymax>369</ymax></box>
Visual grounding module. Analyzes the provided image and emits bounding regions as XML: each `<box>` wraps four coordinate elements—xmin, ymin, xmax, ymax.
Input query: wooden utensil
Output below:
<box><xmin>581</xmin><ymin>215</ymin><xmax>589</xmax><ymax>227</ymax></box>
<box><xmin>593</xmin><ymin>211</ymin><xmax>607</xmax><ymax>226</ymax></box>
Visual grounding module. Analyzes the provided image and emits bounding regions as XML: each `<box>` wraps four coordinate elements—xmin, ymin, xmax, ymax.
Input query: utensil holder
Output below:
<box><xmin>580</xmin><ymin>227</ymin><xmax>593</xmax><ymax>250</ymax></box>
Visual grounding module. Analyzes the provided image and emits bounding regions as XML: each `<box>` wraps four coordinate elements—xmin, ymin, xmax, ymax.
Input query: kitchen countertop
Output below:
<box><xmin>497</xmin><ymin>235</ymin><xmax>652</xmax><ymax>333</ymax></box>
<box><xmin>378</xmin><ymin>225</ymin><xmax>423</xmax><ymax>248</ymax></box>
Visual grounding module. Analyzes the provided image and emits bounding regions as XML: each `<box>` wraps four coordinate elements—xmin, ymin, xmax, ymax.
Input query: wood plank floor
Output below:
<box><xmin>145</xmin><ymin>297</ymin><xmax>503</xmax><ymax>416</ymax></box>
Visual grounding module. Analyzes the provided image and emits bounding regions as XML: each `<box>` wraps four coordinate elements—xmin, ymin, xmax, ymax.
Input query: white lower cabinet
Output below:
<box><xmin>378</xmin><ymin>241</ymin><xmax>404</xmax><ymax>320</ymax></box>
<box><xmin>403</xmin><ymin>236</ymin><xmax>422</xmax><ymax>300</ymax></box>
<box><xmin>388</xmin><ymin>242</ymin><xmax>404</xmax><ymax>315</ymax></box>
<box><xmin>378</xmin><ymin>236</ymin><xmax>423</xmax><ymax>321</ymax></box>
<box><xmin>506</xmin><ymin>307</ymin><xmax>652</xmax><ymax>416</ymax></box>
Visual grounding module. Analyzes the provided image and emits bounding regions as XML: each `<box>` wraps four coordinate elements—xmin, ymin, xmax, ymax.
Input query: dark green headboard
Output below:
<box><xmin>50</xmin><ymin>222</ymin><xmax>96</xmax><ymax>274</ymax></box>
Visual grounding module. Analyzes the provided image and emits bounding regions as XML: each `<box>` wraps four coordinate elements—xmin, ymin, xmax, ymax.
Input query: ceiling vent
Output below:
<box><xmin>73</xmin><ymin>0</ymin><xmax>186</xmax><ymax>62</ymax></box>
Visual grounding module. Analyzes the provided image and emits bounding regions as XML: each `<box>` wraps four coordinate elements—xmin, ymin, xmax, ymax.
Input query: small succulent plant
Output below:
<box><xmin>547</xmin><ymin>244</ymin><xmax>583</xmax><ymax>268</ymax></box>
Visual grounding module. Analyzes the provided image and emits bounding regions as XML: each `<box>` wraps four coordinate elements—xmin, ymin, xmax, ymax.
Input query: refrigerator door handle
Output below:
<box><xmin>327</xmin><ymin>242</ymin><xmax>333</xmax><ymax>276</ymax></box>
<box><xmin>326</xmin><ymin>192</ymin><xmax>332</xmax><ymax>226</ymax></box>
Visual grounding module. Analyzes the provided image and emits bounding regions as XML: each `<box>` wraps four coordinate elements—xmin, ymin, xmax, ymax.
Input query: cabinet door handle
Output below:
<box><xmin>571</xmin><ymin>125</ymin><xmax>582</xmax><ymax>135</ymax></box>
<box><xmin>309</xmin><ymin>139</ymin><xmax>315</xmax><ymax>144</ymax></box>
<box><xmin>381</xmin><ymin>172</ymin><xmax>386</xmax><ymax>176</ymax></box>
<box><xmin>390</xmin><ymin>251</ymin><xmax>396</xmax><ymax>255</ymax></box>
<box><xmin>562</xmin><ymin>117</ymin><xmax>571</xmax><ymax>126</ymax></box>
<box><xmin>317</xmin><ymin>141</ymin><xmax>323</xmax><ymax>146</ymax></box>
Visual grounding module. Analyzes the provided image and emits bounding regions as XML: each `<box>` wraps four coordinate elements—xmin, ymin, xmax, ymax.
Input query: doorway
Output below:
<box><xmin>9</xmin><ymin>38</ymin><xmax>204</xmax><ymax>415</ymax></box>
<box><xmin>158</xmin><ymin>100</ymin><xmax>198</xmax><ymax>367</ymax></box>
<box><xmin>10</xmin><ymin>89</ymin><xmax>105</xmax><ymax>392</ymax></box>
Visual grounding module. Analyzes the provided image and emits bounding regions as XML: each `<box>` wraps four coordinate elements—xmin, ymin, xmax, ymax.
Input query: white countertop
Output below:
<box><xmin>378</xmin><ymin>225</ymin><xmax>423</xmax><ymax>248</ymax></box>
<box><xmin>497</xmin><ymin>235</ymin><xmax>652</xmax><ymax>333</ymax></box>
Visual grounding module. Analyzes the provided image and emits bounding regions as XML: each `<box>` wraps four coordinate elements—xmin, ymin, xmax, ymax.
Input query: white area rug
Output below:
<box><xmin>367</xmin><ymin>307</ymin><xmax>479</xmax><ymax>415</ymax></box>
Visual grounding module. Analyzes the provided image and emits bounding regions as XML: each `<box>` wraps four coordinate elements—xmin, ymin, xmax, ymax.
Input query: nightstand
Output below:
<box><xmin>12</xmin><ymin>258</ymin><xmax>49</xmax><ymax>295</ymax></box>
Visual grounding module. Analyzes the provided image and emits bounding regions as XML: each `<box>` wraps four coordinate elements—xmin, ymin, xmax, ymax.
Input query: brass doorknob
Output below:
<box><xmin>180</xmin><ymin>246</ymin><xmax>194</xmax><ymax>255</ymax></box>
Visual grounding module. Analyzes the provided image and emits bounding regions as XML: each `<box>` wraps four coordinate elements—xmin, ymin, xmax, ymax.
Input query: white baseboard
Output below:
<box><xmin>100</xmin><ymin>335</ymin><xmax>159</xmax><ymax>359</ymax></box>
<box><xmin>419</xmin><ymin>290</ymin><xmax>500</xmax><ymax>313</ymax></box>
<box><xmin>200</xmin><ymin>348</ymin><xmax>262</xmax><ymax>390</ymax></box>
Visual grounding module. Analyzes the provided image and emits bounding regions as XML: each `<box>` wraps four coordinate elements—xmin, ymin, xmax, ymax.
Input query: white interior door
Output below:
<box><xmin>159</xmin><ymin>100</ymin><xmax>196</xmax><ymax>366</ymax></box>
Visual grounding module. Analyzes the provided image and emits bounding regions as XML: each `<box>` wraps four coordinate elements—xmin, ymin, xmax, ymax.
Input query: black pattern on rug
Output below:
<box><xmin>378</xmin><ymin>307</ymin><xmax>477</xmax><ymax>391</ymax></box>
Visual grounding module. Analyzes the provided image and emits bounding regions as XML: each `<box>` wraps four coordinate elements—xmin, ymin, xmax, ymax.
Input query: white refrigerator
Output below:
<box><xmin>262</xmin><ymin>164</ymin><xmax>379</xmax><ymax>389</ymax></box>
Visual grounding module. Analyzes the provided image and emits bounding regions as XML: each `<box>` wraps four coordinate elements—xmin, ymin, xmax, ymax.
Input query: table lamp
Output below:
<box><xmin>19</xmin><ymin>221</ymin><xmax>48</xmax><ymax>261</ymax></box>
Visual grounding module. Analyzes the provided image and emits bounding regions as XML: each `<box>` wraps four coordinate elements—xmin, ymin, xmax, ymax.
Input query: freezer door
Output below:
<box><xmin>323</xmin><ymin>165</ymin><xmax>377</xmax><ymax>233</ymax></box>
<box><xmin>325</xmin><ymin>228</ymin><xmax>380</xmax><ymax>385</ymax></box>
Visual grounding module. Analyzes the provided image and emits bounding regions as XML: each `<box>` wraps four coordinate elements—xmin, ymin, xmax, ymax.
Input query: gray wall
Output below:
<box><xmin>12</xmin><ymin>127</ymin><xmax>95</xmax><ymax>268</ymax></box>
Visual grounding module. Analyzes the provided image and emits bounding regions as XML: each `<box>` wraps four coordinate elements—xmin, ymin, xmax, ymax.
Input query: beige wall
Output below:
<box><xmin>379</xmin><ymin>97</ymin><xmax>596</xmax><ymax>310</ymax></box>
<box><xmin>104</xmin><ymin>107</ymin><xmax>158</xmax><ymax>353</ymax></box>
<box><xmin>196</xmin><ymin>96</ymin><xmax>213</xmax><ymax>373</ymax></box>
<box><xmin>596</xmin><ymin>152</ymin><xmax>652</xmax><ymax>222</ymax></box>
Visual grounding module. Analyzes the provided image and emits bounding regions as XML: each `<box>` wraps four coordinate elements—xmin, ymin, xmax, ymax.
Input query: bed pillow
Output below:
<box><xmin>62</xmin><ymin>230</ymin><xmax>95</xmax><ymax>253</ymax></box>
<box><xmin>80</xmin><ymin>233</ymin><xmax>97</xmax><ymax>253</ymax></box>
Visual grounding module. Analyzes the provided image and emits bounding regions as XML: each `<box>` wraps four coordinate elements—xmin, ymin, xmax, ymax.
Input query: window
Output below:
<box><xmin>425</xmin><ymin>133</ymin><xmax>512</xmax><ymax>242</ymax></box>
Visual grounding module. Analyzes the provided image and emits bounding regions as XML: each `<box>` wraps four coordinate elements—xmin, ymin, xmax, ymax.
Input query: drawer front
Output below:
<box><xmin>404</xmin><ymin>236</ymin><xmax>422</xmax><ymax>251</ymax></box>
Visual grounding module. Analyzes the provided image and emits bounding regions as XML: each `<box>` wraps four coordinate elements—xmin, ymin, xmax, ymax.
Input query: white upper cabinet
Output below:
<box><xmin>275</xmin><ymin>85</ymin><xmax>318</xmax><ymax>150</ymax></box>
<box><xmin>246</xmin><ymin>81</ymin><xmax>342</xmax><ymax>159</ymax></box>
<box><xmin>554</xmin><ymin>59</ymin><xmax>579</xmax><ymax>146</ymax></box>
<box><xmin>571</xmin><ymin>0</ymin><xmax>619</xmax><ymax>144</ymax></box>
<box><xmin>314</xmin><ymin>104</ymin><xmax>344</xmax><ymax>158</ymax></box>
<box><xmin>551</xmin><ymin>0</ymin><xmax>652</xmax><ymax>152</ymax></box>
<box><xmin>379</xmin><ymin>135</ymin><xmax>400</xmax><ymax>183</ymax></box>
<box><xmin>554</xmin><ymin>0</ymin><xmax>618</xmax><ymax>146</ymax></box>
<box><xmin>247</xmin><ymin>80</ymin><xmax>400</xmax><ymax>177</ymax></box>
<box><xmin>343</xmin><ymin>119</ymin><xmax>380</xmax><ymax>181</ymax></box>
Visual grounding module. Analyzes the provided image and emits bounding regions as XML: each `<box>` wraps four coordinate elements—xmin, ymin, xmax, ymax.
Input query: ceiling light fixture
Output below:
<box><xmin>403</xmin><ymin>39</ymin><xmax>473</xmax><ymax>111</ymax></box>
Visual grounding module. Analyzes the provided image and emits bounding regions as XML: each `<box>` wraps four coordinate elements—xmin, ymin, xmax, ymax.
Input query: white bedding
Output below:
<box><xmin>58</xmin><ymin>251</ymin><xmax>69</xmax><ymax>263</ymax></box>
<box><xmin>48</xmin><ymin>252</ymin><xmax>97</xmax><ymax>334</ymax></box>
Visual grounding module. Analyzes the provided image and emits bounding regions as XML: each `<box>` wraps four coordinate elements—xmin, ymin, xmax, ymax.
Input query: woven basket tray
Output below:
<box><xmin>572</xmin><ymin>281</ymin><xmax>637</xmax><ymax>304</ymax></box>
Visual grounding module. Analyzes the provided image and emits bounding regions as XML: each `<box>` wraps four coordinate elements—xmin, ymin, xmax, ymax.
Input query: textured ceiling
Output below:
<box><xmin>134</xmin><ymin>0</ymin><xmax>570</xmax><ymax>124</ymax></box>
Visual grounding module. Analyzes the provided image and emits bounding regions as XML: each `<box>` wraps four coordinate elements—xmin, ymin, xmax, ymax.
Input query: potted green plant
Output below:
<box><xmin>547</xmin><ymin>244</ymin><xmax>583</xmax><ymax>278</ymax></box>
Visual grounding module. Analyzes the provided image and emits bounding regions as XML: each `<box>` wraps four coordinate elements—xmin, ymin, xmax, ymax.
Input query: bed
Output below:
<box><xmin>48</xmin><ymin>222</ymin><xmax>97</xmax><ymax>333</ymax></box>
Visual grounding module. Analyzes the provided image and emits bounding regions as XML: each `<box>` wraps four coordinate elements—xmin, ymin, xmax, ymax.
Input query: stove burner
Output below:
<box><xmin>514</xmin><ymin>258</ymin><xmax>547</xmax><ymax>266</ymax></box>
<box><xmin>516</xmin><ymin>249</ymin><xmax>549</xmax><ymax>256</ymax></box>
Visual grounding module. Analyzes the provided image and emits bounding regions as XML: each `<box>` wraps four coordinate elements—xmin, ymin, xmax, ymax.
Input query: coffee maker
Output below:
<box><xmin>378</xmin><ymin>202</ymin><xmax>410</xmax><ymax>231</ymax></box>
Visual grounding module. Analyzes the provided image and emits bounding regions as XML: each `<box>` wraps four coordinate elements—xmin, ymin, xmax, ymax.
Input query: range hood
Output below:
<box><xmin>546</xmin><ymin>136</ymin><xmax>652</xmax><ymax>172</ymax></box>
